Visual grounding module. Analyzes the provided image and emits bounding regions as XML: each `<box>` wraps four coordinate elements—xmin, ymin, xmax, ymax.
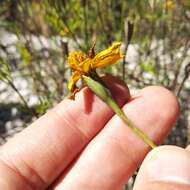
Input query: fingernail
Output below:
<box><xmin>134</xmin><ymin>146</ymin><xmax>190</xmax><ymax>188</ymax></box>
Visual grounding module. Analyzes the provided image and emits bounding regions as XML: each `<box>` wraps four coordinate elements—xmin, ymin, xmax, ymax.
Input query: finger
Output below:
<box><xmin>186</xmin><ymin>144</ymin><xmax>190</xmax><ymax>151</ymax></box>
<box><xmin>0</xmin><ymin>75</ymin><xmax>130</xmax><ymax>190</ymax></box>
<box><xmin>53</xmin><ymin>86</ymin><xmax>179</xmax><ymax>190</ymax></box>
<box><xmin>133</xmin><ymin>146</ymin><xmax>190</xmax><ymax>190</ymax></box>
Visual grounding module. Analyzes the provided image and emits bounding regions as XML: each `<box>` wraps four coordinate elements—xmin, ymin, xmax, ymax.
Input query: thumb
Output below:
<box><xmin>133</xmin><ymin>145</ymin><xmax>190</xmax><ymax>190</ymax></box>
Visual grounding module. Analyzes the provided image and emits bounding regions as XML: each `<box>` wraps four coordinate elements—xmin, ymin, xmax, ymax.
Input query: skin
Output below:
<box><xmin>0</xmin><ymin>75</ymin><xmax>189</xmax><ymax>190</ymax></box>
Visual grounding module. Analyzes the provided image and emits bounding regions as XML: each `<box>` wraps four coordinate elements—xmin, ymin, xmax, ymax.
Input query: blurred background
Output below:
<box><xmin>0</xmin><ymin>0</ymin><xmax>190</xmax><ymax>189</ymax></box>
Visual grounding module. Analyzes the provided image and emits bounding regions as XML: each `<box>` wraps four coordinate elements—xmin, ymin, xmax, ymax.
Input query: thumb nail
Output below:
<box><xmin>134</xmin><ymin>146</ymin><xmax>190</xmax><ymax>189</ymax></box>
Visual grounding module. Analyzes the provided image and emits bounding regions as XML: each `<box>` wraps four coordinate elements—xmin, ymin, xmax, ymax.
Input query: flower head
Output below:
<box><xmin>165</xmin><ymin>0</ymin><xmax>175</xmax><ymax>10</ymax></box>
<box><xmin>68</xmin><ymin>42</ymin><xmax>123</xmax><ymax>93</ymax></box>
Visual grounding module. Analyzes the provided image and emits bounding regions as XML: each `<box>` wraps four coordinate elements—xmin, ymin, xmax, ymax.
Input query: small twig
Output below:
<box><xmin>95</xmin><ymin>0</ymin><xmax>112</xmax><ymax>45</ymax></box>
<box><xmin>170</xmin><ymin>40</ymin><xmax>190</xmax><ymax>90</ymax></box>
<box><xmin>6</xmin><ymin>79</ymin><xmax>38</xmax><ymax>117</ymax></box>
<box><xmin>81</xmin><ymin>0</ymin><xmax>89</xmax><ymax>50</ymax></box>
<box><xmin>176</xmin><ymin>62</ymin><xmax>190</xmax><ymax>97</ymax></box>
<box><xmin>122</xmin><ymin>19</ymin><xmax>134</xmax><ymax>81</ymax></box>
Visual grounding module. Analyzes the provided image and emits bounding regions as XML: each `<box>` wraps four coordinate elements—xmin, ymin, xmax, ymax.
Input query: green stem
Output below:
<box><xmin>83</xmin><ymin>75</ymin><xmax>157</xmax><ymax>149</ymax></box>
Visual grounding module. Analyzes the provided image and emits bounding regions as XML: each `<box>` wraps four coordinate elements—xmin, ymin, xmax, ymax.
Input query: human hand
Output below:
<box><xmin>0</xmin><ymin>75</ymin><xmax>187</xmax><ymax>190</ymax></box>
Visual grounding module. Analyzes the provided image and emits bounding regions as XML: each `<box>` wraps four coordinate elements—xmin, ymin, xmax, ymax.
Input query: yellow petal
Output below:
<box><xmin>67</xmin><ymin>42</ymin><xmax>123</xmax><ymax>94</ymax></box>
<box><xmin>79</xmin><ymin>58</ymin><xmax>93</xmax><ymax>73</ymax></box>
<box><xmin>68</xmin><ymin>51</ymin><xmax>87</xmax><ymax>71</ymax></box>
<box><xmin>92</xmin><ymin>42</ymin><xmax>123</xmax><ymax>68</ymax></box>
<box><xmin>68</xmin><ymin>71</ymin><xmax>81</xmax><ymax>92</ymax></box>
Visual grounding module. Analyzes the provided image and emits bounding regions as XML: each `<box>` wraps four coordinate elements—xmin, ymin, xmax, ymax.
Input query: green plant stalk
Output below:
<box><xmin>82</xmin><ymin>75</ymin><xmax>157</xmax><ymax>149</ymax></box>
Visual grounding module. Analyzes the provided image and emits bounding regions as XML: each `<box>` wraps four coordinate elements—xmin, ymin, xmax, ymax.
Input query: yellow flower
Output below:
<box><xmin>68</xmin><ymin>42</ymin><xmax>123</xmax><ymax>93</ymax></box>
<box><xmin>165</xmin><ymin>0</ymin><xmax>175</xmax><ymax>10</ymax></box>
